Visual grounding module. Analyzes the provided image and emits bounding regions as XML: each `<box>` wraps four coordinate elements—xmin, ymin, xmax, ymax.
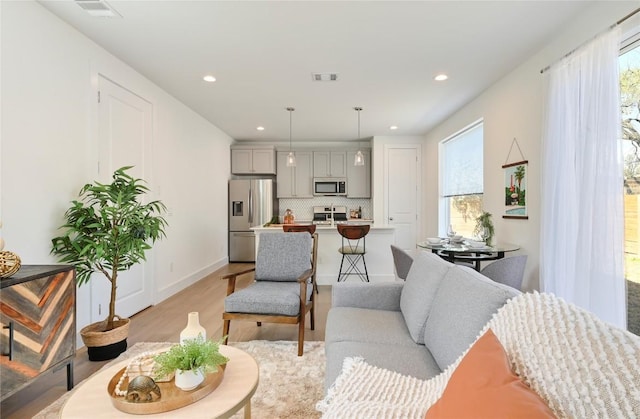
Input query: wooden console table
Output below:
<box><xmin>0</xmin><ymin>265</ymin><xmax>76</xmax><ymax>401</ymax></box>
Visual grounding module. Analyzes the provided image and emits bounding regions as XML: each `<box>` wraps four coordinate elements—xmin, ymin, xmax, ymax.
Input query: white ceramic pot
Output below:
<box><xmin>174</xmin><ymin>368</ymin><xmax>205</xmax><ymax>391</ymax></box>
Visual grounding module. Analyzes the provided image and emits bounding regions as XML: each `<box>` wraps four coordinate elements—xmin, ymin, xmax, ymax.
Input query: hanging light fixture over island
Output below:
<box><xmin>286</xmin><ymin>107</ymin><xmax>296</xmax><ymax>167</ymax></box>
<box><xmin>354</xmin><ymin>107</ymin><xmax>364</xmax><ymax>166</ymax></box>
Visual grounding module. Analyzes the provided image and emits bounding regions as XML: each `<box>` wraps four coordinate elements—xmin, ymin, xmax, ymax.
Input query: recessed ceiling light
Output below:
<box><xmin>203</xmin><ymin>75</ymin><xmax>216</xmax><ymax>82</ymax></box>
<box><xmin>390</xmin><ymin>125</ymin><xmax>398</xmax><ymax>130</ymax></box>
<box><xmin>257</xmin><ymin>126</ymin><xmax>265</xmax><ymax>131</ymax></box>
<box><xmin>434</xmin><ymin>74</ymin><xmax>448</xmax><ymax>81</ymax></box>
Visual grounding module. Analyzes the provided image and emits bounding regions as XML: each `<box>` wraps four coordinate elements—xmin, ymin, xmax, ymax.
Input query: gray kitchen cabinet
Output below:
<box><xmin>347</xmin><ymin>150</ymin><xmax>371</xmax><ymax>198</ymax></box>
<box><xmin>276</xmin><ymin>151</ymin><xmax>313</xmax><ymax>198</ymax></box>
<box><xmin>231</xmin><ymin>147</ymin><xmax>276</xmax><ymax>174</ymax></box>
<box><xmin>313</xmin><ymin>151</ymin><xmax>347</xmax><ymax>178</ymax></box>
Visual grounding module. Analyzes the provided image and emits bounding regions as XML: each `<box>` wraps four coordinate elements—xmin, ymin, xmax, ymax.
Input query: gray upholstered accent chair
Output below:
<box><xmin>283</xmin><ymin>224</ymin><xmax>319</xmax><ymax>294</ymax></box>
<box><xmin>480</xmin><ymin>255</ymin><xmax>527</xmax><ymax>291</ymax></box>
<box><xmin>221</xmin><ymin>232</ymin><xmax>316</xmax><ymax>356</ymax></box>
<box><xmin>390</xmin><ymin>245</ymin><xmax>414</xmax><ymax>280</ymax></box>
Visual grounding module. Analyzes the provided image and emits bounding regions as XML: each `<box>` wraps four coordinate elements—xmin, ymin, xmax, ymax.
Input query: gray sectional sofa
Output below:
<box><xmin>324</xmin><ymin>251</ymin><xmax>520</xmax><ymax>392</ymax></box>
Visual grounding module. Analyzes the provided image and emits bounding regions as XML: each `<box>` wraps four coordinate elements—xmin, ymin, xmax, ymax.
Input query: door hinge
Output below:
<box><xmin>97</xmin><ymin>91</ymin><xmax>101</xmax><ymax>103</ymax></box>
<box><xmin>98</xmin><ymin>304</ymin><xmax>102</xmax><ymax>315</ymax></box>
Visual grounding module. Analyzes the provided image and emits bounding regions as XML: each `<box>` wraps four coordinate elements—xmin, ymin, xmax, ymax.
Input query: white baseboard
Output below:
<box><xmin>155</xmin><ymin>257</ymin><xmax>228</xmax><ymax>304</ymax></box>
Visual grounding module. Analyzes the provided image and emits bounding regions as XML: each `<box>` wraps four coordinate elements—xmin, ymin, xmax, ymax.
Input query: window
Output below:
<box><xmin>620</xmin><ymin>35</ymin><xmax>640</xmax><ymax>335</ymax></box>
<box><xmin>439</xmin><ymin>121</ymin><xmax>484</xmax><ymax>238</ymax></box>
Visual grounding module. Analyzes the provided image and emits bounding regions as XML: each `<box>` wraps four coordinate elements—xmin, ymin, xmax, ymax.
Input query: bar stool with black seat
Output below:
<box><xmin>283</xmin><ymin>224</ymin><xmax>318</xmax><ymax>294</ymax></box>
<box><xmin>337</xmin><ymin>224</ymin><xmax>370</xmax><ymax>282</ymax></box>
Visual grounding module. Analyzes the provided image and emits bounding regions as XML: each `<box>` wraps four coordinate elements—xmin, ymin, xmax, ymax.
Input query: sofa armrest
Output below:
<box><xmin>331</xmin><ymin>282</ymin><xmax>404</xmax><ymax>311</ymax></box>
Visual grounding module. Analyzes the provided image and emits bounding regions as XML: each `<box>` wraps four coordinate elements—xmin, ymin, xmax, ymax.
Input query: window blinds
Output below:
<box><xmin>441</xmin><ymin>122</ymin><xmax>483</xmax><ymax>197</ymax></box>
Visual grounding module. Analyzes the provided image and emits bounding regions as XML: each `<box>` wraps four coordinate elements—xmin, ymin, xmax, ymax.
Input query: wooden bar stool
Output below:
<box><xmin>283</xmin><ymin>224</ymin><xmax>318</xmax><ymax>293</ymax></box>
<box><xmin>337</xmin><ymin>224</ymin><xmax>370</xmax><ymax>282</ymax></box>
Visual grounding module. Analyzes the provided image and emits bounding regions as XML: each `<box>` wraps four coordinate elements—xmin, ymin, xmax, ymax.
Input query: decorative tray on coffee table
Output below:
<box><xmin>107</xmin><ymin>365</ymin><xmax>225</xmax><ymax>414</ymax></box>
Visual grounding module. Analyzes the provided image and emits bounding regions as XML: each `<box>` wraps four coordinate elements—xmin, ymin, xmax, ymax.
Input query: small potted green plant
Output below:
<box><xmin>473</xmin><ymin>211</ymin><xmax>495</xmax><ymax>246</ymax></box>
<box><xmin>153</xmin><ymin>337</ymin><xmax>229</xmax><ymax>391</ymax></box>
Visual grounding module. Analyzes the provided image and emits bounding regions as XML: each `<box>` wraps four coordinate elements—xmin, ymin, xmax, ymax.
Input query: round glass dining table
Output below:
<box><xmin>416</xmin><ymin>240</ymin><xmax>520</xmax><ymax>271</ymax></box>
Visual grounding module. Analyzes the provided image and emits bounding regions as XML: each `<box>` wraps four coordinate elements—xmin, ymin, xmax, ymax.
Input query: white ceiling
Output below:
<box><xmin>39</xmin><ymin>1</ymin><xmax>598</xmax><ymax>142</ymax></box>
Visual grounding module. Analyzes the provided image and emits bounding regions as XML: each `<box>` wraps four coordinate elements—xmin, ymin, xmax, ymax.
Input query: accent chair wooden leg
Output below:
<box><xmin>298</xmin><ymin>319</ymin><xmax>305</xmax><ymax>356</ymax></box>
<box><xmin>223</xmin><ymin>320</ymin><xmax>230</xmax><ymax>344</ymax></box>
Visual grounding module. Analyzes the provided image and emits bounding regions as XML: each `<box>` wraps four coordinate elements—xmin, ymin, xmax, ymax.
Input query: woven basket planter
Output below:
<box><xmin>80</xmin><ymin>316</ymin><xmax>130</xmax><ymax>348</ymax></box>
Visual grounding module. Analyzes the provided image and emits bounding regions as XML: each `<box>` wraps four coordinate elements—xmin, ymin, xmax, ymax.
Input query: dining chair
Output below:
<box><xmin>221</xmin><ymin>232</ymin><xmax>315</xmax><ymax>356</ymax></box>
<box><xmin>390</xmin><ymin>245</ymin><xmax>413</xmax><ymax>280</ymax></box>
<box><xmin>479</xmin><ymin>255</ymin><xmax>528</xmax><ymax>291</ymax></box>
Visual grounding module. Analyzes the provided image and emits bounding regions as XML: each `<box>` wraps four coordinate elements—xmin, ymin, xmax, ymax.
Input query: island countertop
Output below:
<box><xmin>251</xmin><ymin>223</ymin><xmax>395</xmax><ymax>232</ymax></box>
<box><xmin>251</xmin><ymin>224</ymin><xmax>397</xmax><ymax>284</ymax></box>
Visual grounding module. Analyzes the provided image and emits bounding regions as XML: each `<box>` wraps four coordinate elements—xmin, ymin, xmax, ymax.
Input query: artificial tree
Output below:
<box><xmin>52</xmin><ymin>166</ymin><xmax>167</xmax><ymax>332</ymax></box>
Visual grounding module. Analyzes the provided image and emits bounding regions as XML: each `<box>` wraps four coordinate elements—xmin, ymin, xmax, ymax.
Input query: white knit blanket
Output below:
<box><xmin>317</xmin><ymin>292</ymin><xmax>640</xmax><ymax>418</ymax></box>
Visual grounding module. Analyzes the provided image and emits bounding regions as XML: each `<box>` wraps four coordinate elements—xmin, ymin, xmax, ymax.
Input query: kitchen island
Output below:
<box><xmin>251</xmin><ymin>224</ymin><xmax>397</xmax><ymax>285</ymax></box>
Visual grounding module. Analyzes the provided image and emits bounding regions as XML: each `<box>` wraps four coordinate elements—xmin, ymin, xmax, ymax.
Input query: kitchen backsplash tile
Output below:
<box><xmin>279</xmin><ymin>198</ymin><xmax>371</xmax><ymax>222</ymax></box>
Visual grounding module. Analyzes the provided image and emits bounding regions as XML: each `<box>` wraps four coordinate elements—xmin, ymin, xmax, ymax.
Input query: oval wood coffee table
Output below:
<box><xmin>60</xmin><ymin>345</ymin><xmax>259</xmax><ymax>418</ymax></box>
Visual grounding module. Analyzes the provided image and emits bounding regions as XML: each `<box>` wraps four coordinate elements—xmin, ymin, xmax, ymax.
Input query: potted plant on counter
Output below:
<box><xmin>51</xmin><ymin>166</ymin><xmax>167</xmax><ymax>361</ymax></box>
<box><xmin>153</xmin><ymin>337</ymin><xmax>229</xmax><ymax>391</ymax></box>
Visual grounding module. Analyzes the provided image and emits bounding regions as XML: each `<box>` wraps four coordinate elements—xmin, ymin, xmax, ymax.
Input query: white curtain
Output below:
<box><xmin>541</xmin><ymin>26</ymin><xmax>626</xmax><ymax>328</ymax></box>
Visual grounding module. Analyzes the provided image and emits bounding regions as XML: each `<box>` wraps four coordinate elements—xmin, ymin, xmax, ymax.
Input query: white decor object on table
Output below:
<box><xmin>180</xmin><ymin>311</ymin><xmax>206</xmax><ymax>344</ymax></box>
<box><xmin>174</xmin><ymin>368</ymin><xmax>205</xmax><ymax>391</ymax></box>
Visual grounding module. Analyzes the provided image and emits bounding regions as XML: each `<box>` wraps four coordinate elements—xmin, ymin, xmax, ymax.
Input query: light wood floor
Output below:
<box><xmin>1</xmin><ymin>264</ymin><xmax>332</xmax><ymax>419</ymax></box>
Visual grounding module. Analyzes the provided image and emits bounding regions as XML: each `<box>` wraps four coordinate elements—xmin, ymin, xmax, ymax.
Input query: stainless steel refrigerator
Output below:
<box><xmin>229</xmin><ymin>179</ymin><xmax>276</xmax><ymax>262</ymax></box>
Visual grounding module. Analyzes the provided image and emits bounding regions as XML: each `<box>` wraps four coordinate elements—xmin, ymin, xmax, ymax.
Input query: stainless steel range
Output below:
<box><xmin>312</xmin><ymin>206</ymin><xmax>348</xmax><ymax>225</ymax></box>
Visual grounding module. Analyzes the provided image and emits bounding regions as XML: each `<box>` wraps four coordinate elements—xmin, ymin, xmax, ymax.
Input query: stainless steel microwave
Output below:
<box><xmin>313</xmin><ymin>178</ymin><xmax>347</xmax><ymax>196</ymax></box>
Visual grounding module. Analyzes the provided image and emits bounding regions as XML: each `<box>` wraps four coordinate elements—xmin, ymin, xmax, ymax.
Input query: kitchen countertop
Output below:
<box><xmin>252</xmin><ymin>223</ymin><xmax>395</xmax><ymax>231</ymax></box>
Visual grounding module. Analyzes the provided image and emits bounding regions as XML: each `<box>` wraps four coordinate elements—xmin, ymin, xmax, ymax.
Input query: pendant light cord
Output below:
<box><xmin>355</xmin><ymin>106</ymin><xmax>362</xmax><ymax>147</ymax></box>
<box><xmin>287</xmin><ymin>107</ymin><xmax>294</xmax><ymax>151</ymax></box>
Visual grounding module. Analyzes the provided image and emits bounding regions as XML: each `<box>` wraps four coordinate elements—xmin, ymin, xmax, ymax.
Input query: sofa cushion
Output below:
<box><xmin>324</xmin><ymin>340</ymin><xmax>441</xmax><ymax>393</ymax></box>
<box><xmin>224</xmin><ymin>281</ymin><xmax>312</xmax><ymax>316</ymax></box>
<box><xmin>325</xmin><ymin>307</ymin><xmax>418</xmax><ymax>347</ymax></box>
<box><xmin>424</xmin><ymin>265</ymin><xmax>519</xmax><ymax>370</ymax></box>
<box><xmin>425</xmin><ymin>329</ymin><xmax>555</xmax><ymax>419</ymax></box>
<box><xmin>400</xmin><ymin>252</ymin><xmax>452</xmax><ymax>344</ymax></box>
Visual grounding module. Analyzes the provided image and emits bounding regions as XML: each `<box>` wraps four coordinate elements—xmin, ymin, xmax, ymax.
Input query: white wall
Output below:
<box><xmin>422</xmin><ymin>2</ymin><xmax>640</xmax><ymax>291</ymax></box>
<box><xmin>1</xmin><ymin>1</ymin><xmax>233</xmax><ymax>341</ymax></box>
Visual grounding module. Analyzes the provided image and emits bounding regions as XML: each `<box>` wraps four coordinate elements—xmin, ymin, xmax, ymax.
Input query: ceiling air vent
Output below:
<box><xmin>75</xmin><ymin>0</ymin><xmax>122</xmax><ymax>18</ymax></box>
<box><xmin>312</xmin><ymin>73</ymin><xmax>339</xmax><ymax>82</ymax></box>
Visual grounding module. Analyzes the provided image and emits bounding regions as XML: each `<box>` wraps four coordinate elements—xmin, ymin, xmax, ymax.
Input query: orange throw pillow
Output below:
<box><xmin>425</xmin><ymin>329</ymin><xmax>556</xmax><ymax>419</ymax></box>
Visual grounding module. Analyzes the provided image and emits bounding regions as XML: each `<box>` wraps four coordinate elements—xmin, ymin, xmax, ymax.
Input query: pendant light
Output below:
<box><xmin>354</xmin><ymin>106</ymin><xmax>365</xmax><ymax>166</ymax></box>
<box><xmin>286</xmin><ymin>107</ymin><xmax>296</xmax><ymax>167</ymax></box>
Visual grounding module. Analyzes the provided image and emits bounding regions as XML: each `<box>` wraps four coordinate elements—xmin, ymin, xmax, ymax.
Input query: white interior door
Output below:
<box><xmin>93</xmin><ymin>75</ymin><xmax>153</xmax><ymax>321</ymax></box>
<box><xmin>385</xmin><ymin>144</ymin><xmax>421</xmax><ymax>250</ymax></box>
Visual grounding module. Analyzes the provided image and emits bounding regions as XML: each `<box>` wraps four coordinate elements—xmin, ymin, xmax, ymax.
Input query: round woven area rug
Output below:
<box><xmin>34</xmin><ymin>340</ymin><xmax>325</xmax><ymax>419</ymax></box>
